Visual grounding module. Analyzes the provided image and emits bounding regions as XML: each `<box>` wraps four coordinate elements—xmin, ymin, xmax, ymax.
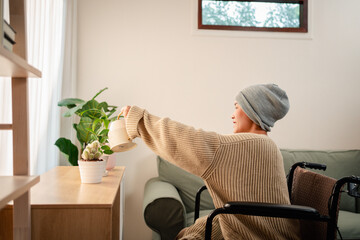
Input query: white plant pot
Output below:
<box><xmin>78</xmin><ymin>160</ymin><xmax>106</xmax><ymax>184</ymax></box>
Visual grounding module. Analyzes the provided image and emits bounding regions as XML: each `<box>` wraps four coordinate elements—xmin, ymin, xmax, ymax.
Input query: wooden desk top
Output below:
<box><xmin>30</xmin><ymin>166</ymin><xmax>125</xmax><ymax>208</ymax></box>
<box><xmin>0</xmin><ymin>175</ymin><xmax>40</xmax><ymax>209</ymax></box>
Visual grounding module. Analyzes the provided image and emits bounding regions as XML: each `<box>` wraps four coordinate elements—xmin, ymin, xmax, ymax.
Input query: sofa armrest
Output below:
<box><xmin>143</xmin><ymin>177</ymin><xmax>187</xmax><ymax>240</ymax></box>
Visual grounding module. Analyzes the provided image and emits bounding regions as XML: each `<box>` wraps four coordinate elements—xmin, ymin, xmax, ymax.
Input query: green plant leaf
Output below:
<box><xmin>101</xmin><ymin>145</ymin><xmax>111</xmax><ymax>151</ymax></box>
<box><xmin>54</xmin><ymin>138</ymin><xmax>79</xmax><ymax>166</ymax></box>
<box><xmin>81</xmin><ymin>100</ymin><xmax>102</xmax><ymax>119</ymax></box>
<box><xmin>92</xmin><ymin>119</ymin><xmax>102</xmax><ymax>131</ymax></box>
<box><xmin>58</xmin><ymin>98</ymin><xmax>85</xmax><ymax>107</ymax></box>
<box><xmin>80</xmin><ymin>108</ymin><xmax>103</xmax><ymax>119</ymax></box>
<box><xmin>98</xmin><ymin>102</ymin><xmax>109</xmax><ymax>112</ymax></box>
<box><xmin>76</xmin><ymin>117</ymin><xmax>94</xmax><ymax>143</ymax></box>
<box><xmin>103</xmin><ymin>150</ymin><xmax>113</xmax><ymax>155</ymax></box>
<box><xmin>63</xmin><ymin>103</ymin><xmax>85</xmax><ymax>117</ymax></box>
<box><xmin>100</xmin><ymin>108</ymin><xmax>108</xmax><ymax>119</ymax></box>
<box><xmin>99</xmin><ymin>136</ymin><xmax>106</xmax><ymax>143</ymax></box>
<box><xmin>73</xmin><ymin>123</ymin><xmax>84</xmax><ymax>146</ymax></box>
<box><xmin>66</xmin><ymin>104</ymin><xmax>76</xmax><ymax>109</ymax></box>
<box><xmin>103</xmin><ymin>119</ymin><xmax>110</xmax><ymax>129</ymax></box>
<box><xmin>99</xmin><ymin>129</ymin><xmax>109</xmax><ymax>136</ymax></box>
<box><xmin>85</xmin><ymin>127</ymin><xmax>98</xmax><ymax>139</ymax></box>
<box><xmin>92</xmin><ymin>87</ymin><xmax>108</xmax><ymax>100</ymax></box>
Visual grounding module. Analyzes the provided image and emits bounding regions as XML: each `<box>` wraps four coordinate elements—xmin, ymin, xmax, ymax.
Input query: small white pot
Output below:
<box><xmin>78</xmin><ymin>160</ymin><xmax>106</xmax><ymax>184</ymax></box>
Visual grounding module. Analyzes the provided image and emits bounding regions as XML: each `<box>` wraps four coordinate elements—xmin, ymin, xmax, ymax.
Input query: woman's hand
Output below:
<box><xmin>121</xmin><ymin>106</ymin><xmax>131</xmax><ymax>117</ymax></box>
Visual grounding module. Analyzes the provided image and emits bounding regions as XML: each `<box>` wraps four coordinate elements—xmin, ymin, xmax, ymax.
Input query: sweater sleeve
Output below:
<box><xmin>125</xmin><ymin>106</ymin><xmax>220</xmax><ymax>176</ymax></box>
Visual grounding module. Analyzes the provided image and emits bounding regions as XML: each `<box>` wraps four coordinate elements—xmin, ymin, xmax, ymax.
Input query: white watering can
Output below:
<box><xmin>108</xmin><ymin>112</ymin><xmax>137</xmax><ymax>152</ymax></box>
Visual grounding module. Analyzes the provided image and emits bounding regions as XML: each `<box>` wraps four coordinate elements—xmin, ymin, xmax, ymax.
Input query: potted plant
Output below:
<box><xmin>55</xmin><ymin>87</ymin><xmax>118</xmax><ymax>168</ymax></box>
<box><xmin>78</xmin><ymin>140</ymin><xmax>107</xmax><ymax>183</ymax></box>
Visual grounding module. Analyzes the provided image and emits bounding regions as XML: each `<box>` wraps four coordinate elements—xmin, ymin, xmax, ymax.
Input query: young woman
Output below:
<box><xmin>121</xmin><ymin>84</ymin><xmax>300</xmax><ymax>240</ymax></box>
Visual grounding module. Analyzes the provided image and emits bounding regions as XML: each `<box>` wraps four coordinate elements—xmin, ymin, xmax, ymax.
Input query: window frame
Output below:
<box><xmin>198</xmin><ymin>0</ymin><xmax>308</xmax><ymax>33</ymax></box>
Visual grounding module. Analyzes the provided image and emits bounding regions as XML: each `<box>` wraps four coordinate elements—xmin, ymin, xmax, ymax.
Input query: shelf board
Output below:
<box><xmin>0</xmin><ymin>175</ymin><xmax>40</xmax><ymax>210</ymax></box>
<box><xmin>0</xmin><ymin>47</ymin><xmax>41</xmax><ymax>78</ymax></box>
<box><xmin>0</xmin><ymin>124</ymin><xmax>12</xmax><ymax>130</ymax></box>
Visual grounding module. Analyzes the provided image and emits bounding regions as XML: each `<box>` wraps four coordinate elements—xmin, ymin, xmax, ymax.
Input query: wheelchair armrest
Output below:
<box><xmin>223</xmin><ymin>202</ymin><xmax>326</xmax><ymax>220</ymax></box>
<box><xmin>143</xmin><ymin>177</ymin><xmax>187</xmax><ymax>240</ymax></box>
<box><xmin>205</xmin><ymin>202</ymin><xmax>329</xmax><ymax>240</ymax></box>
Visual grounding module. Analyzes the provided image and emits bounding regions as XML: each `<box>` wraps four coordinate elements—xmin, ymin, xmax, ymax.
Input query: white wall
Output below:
<box><xmin>77</xmin><ymin>0</ymin><xmax>360</xmax><ymax>239</ymax></box>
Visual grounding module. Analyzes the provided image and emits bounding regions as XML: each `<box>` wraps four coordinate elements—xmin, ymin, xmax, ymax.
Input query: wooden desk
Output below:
<box><xmin>0</xmin><ymin>166</ymin><xmax>125</xmax><ymax>240</ymax></box>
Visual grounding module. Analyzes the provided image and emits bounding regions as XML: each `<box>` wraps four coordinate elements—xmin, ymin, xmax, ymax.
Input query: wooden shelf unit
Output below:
<box><xmin>0</xmin><ymin>0</ymin><xmax>42</xmax><ymax>239</ymax></box>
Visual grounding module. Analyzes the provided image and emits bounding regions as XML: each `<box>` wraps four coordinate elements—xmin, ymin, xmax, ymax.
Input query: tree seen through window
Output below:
<box><xmin>199</xmin><ymin>0</ymin><xmax>306</xmax><ymax>32</ymax></box>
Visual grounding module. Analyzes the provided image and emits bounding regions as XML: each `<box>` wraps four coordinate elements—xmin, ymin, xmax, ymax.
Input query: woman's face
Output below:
<box><xmin>231</xmin><ymin>102</ymin><xmax>254</xmax><ymax>133</ymax></box>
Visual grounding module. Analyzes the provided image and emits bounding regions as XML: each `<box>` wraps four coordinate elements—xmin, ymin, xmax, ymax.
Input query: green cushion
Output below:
<box><xmin>338</xmin><ymin>210</ymin><xmax>360</xmax><ymax>239</ymax></box>
<box><xmin>281</xmin><ymin>149</ymin><xmax>360</xmax><ymax>212</ymax></box>
<box><xmin>157</xmin><ymin>156</ymin><xmax>215</xmax><ymax>213</ymax></box>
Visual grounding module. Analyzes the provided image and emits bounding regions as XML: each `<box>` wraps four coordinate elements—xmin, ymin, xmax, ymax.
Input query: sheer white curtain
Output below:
<box><xmin>0</xmin><ymin>78</ymin><xmax>12</xmax><ymax>175</ymax></box>
<box><xmin>0</xmin><ymin>0</ymin><xmax>15</xmax><ymax>175</ymax></box>
<box><xmin>0</xmin><ymin>0</ymin><xmax>77</xmax><ymax>175</ymax></box>
<box><xmin>59</xmin><ymin>0</ymin><xmax>78</xmax><ymax>167</ymax></box>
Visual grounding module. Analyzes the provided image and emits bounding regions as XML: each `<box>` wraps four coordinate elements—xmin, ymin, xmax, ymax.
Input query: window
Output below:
<box><xmin>198</xmin><ymin>0</ymin><xmax>308</xmax><ymax>32</ymax></box>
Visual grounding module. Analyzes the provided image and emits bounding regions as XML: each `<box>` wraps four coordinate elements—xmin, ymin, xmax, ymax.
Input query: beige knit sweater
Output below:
<box><xmin>126</xmin><ymin>106</ymin><xmax>301</xmax><ymax>240</ymax></box>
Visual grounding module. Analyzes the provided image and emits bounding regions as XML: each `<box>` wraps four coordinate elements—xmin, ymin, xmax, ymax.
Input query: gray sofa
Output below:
<box><xmin>143</xmin><ymin>149</ymin><xmax>360</xmax><ymax>240</ymax></box>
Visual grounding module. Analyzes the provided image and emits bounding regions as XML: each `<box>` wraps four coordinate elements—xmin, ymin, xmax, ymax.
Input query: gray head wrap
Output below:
<box><xmin>235</xmin><ymin>84</ymin><xmax>290</xmax><ymax>132</ymax></box>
